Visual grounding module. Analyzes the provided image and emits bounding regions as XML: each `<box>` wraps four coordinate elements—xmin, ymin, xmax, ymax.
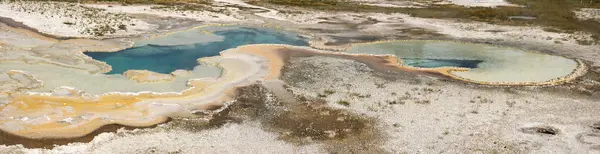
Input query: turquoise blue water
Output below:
<box><xmin>401</xmin><ymin>58</ymin><xmax>483</xmax><ymax>68</ymax></box>
<box><xmin>346</xmin><ymin>41</ymin><xmax>491</xmax><ymax>69</ymax></box>
<box><xmin>85</xmin><ymin>27</ymin><xmax>308</xmax><ymax>74</ymax></box>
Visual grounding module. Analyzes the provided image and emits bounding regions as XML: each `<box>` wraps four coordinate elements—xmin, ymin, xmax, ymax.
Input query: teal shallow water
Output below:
<box><xmin>347</xmin><ymin>41</ymin><xmax>578</xmax><ymax>83</ymax></box>
<box><xmin>401</xmin><ymin>58</ymin><xmax>483</xmax><ymax>68</ymax></box>
<box><xmin>85</xmin><ymin>26</ymin><xmax>308</xmax><ymax>74</ymax></box>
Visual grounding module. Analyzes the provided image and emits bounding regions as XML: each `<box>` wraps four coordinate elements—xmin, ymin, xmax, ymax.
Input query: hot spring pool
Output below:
<box><xmin>85</xmin><ymin>26</ymin><xmax>308</xmax><ymax>74</ymax></box>
<box><xmin>346</xmin><ymin>40</ymin><xmax>579</xmax><ymax>84</ymax></box>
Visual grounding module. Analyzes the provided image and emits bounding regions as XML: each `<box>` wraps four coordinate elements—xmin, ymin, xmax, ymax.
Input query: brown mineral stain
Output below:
<box><xmin>0</xmin><ymin>119</ymin><xmax>169</xmax><ymax>149</ymax></box>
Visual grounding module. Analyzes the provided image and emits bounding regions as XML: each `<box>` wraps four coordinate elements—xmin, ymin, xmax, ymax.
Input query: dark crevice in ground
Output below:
<box><xmin>520</xmin><ymin>125</ymin><xmax>560</xmax><ymax>136</ymax></box>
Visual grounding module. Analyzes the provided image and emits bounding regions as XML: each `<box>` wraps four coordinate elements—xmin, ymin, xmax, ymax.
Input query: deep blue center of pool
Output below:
<box><xmin>401</xmin><ymin>58</ymin><xmax>483</xmax><ymax>68</ymax></box>
<box><xmin>85</xmin><ymin>27</ymin><xmax>308</xmax><ymax>74</ymax></box>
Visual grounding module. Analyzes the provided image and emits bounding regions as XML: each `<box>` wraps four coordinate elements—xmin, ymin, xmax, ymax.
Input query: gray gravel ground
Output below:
<box><xmin>280</xmin><ymin>56</ymin><xmax>600</xmax><ymax>153</ymax></box>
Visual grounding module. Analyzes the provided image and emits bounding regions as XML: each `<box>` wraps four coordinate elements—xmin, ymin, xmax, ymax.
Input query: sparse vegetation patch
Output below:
<box><xmin>253</xmin><ymin>0</ymin><xmax>600</xmax><ymax>43</ymax></box>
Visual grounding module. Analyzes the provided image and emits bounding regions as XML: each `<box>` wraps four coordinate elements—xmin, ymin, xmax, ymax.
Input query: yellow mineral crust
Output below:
<box><xmin>0</xmin><ymin>45</ymin><xmax>278</xmax><ymax>139</ymax></box>
<box><xmin>123</xmin><ymin>70</ymin><xmax>175</xmax><ymax>83</ymax></box>
<box><xmin>3</xmin><ymin>93</ymin><xmax>167</xmax><ymax>138</ymax></box>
